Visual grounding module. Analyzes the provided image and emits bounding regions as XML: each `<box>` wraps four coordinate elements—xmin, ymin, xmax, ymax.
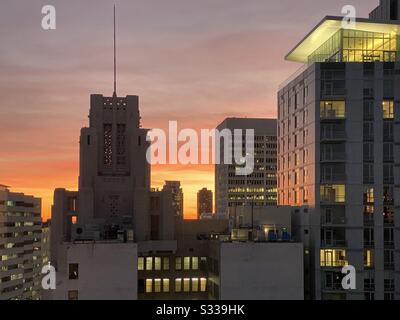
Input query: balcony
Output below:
<box><xmin>384</xmin><ymin>263</ymin><xmax>395</xmax><ymax>270</ymax></box>
<box><xmin>321</xmin><ymin>173</ymin><xmax>346</xmax><ymax>184</ymax></box>
<box><xmin>322</xmin><ymin>215</ymin><xmax>347</xmax><ymax>225</ymax></box>
<box><xmin>384</xmin><ymin>241</ymin><xmax>394</xmax><ymax>247</ymax></box>
<box><xmin>320</xmin><ymin>260</ymin><xmax>347</xmax><ymax>268</ymax></box>
<box><xmin>321</xmin><ymin>240</ymin><xmax>347</xmax><ymax>248</ymax></box>
<box><xmin>320</xmin><ymin>131</ymin><xmax>346</xmax><ymax>141</ymax></box>
<box><xmin>364</xmin><ymin>241</ymin><xmax>375</xmax><ymax>248</ymax></box>
<box><xmin>321</xmin><ymin>152</ymin><xmax>346</xmax><ymax>162</ymax></box>
<box><xmin>323</xmin><ymin>283</ymin><xmax>345</xmax><ymax>291</ymax></box>
<box><xmin>363</xmin><ymin>215</ymin><xmax>374</xmax><ymax>226</ymax></box>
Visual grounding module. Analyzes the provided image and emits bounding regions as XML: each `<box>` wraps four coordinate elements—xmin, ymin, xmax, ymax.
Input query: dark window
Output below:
<box><xmin>69</xmin><ymin>263</ymin><xmax>79</xmax><ymax>280</ymax></box>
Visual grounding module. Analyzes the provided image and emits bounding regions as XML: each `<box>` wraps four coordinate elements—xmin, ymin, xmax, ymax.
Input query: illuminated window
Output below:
<box><xmin>183</xmin><ymin>278</ymin><xmax>190</xmax><ymax>292</ymax></box>
<box><xmin>71</xmin><ymin>216</ymin><xmax>77</xmax><ymax>224</ymax></box>
<box><xmin>68</xmin><ymin>290</ymin><xmax>78</xmax><ymax>300</ymax></box>
<box><xmin>192</xmin><ymin>257</ymin><xmax>199</xmax><ymax>270</ymax></box>
<box><xmin>175</xmin><ymin>257</ymin><xmax>182</xmax><ymax>270</ymax></box>
<box><xmin>200</xmin><ymin>278</ymin><xmax>207</xmax><ymax>292</ymax></box>
<box><xmin>383</xmin><ymin>100</ymin><xmax>394</xmax><ymax>119</ymax></box>
<box><xmin>192</xmin><ymin>278</ymin><xmax>199</xmax><ymax>292</ymax></box>
<box><xmin>320</xmin><ymin>101</ymin><xmax>345</xmax><ymax>119</ymax></box>
<box><xmin>184</xmin><ymin>257</ymin><xmax>190</xmax><ymax>270</ymax></box>
<box><xmin>364</xmin><ymin>250</ymin><xmax>374</xmax><ymax>268</ymax></box>
<box><xmin>320</xmin><ymin>249</ymin><xmax>347</xmax><ymax>267</ymax></box>
<box><xmin>163</xmin><ymin>257</ymin><xmax>170</xmax><ymax>270</ymax></box>
<box><xmin>138</xmin><ymin>257</ymin><xmax>144</xmax><ymax>271</ymax></box>
<box><xmin>146</xmin><ymin>257</ymin><xmax>153</xmax><ymax>271</ymax></box>
<box><xmin>154</xmin><ymin>257</ymin><xmax>161</xmax><ymax>271</ymax></box>
<box><xmin>320</xmin><ymin>185</ymin><xmax>345</xmax><ymax>203</ymax></box>
<box><xmin>154</xmin><ymin>279</ymin><xmax>161</xmax><ymax>293</ymax></box>
<box><xmin>145</xmin><ymin>279</ymin><xmax>153</xmax><ymax>293</ymax></box>
<box><xmin>175</xmin><ymin>278</ymin><xmax>182</xmax><ymax>292</ymax></box>
<box><xmin>163</xmin><ymin>279</ymin><xmax>170</xmax><ymax>293</ymax></box>
<box><xmin>364</xmin><ymin>187</ymin><xmax>374</xmax><ymax>204</ymax></box>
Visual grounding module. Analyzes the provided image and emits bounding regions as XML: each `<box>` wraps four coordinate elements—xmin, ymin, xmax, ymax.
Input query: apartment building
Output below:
<box><xmin>278</xmin><ymin>0</ymin><xmax>400</xmax><ymax>300</ymax></box>
<box><xmin>0</xmin><ymin>185</ymin><xmax>42</xmax><ymax>300</ymax></box>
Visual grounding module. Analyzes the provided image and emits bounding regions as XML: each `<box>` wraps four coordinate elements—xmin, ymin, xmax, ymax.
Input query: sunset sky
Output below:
<box><xmin>0</xmin><ymin>0</ymin><xmax>377</xmax><ymax>219</ymax></box>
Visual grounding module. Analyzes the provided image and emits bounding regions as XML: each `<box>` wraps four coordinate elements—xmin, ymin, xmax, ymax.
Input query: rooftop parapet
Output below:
<box><xmin>286</xmin><ymin>16</ymin><xmax>400</xmax><ymax>63</ymax></box>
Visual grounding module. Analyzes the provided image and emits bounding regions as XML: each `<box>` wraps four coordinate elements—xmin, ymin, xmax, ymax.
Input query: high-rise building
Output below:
<box><xmin>0</xmin><ymin>185</ymin><xmax>42</xmax><ymax>300</ymax></box>
<box><xmin>215</xmin><ymin>118</ymin><xmax>277</xmax><ymax>216</ymax></box>
<box><xmin>197</xmin><ymin>188</ymin><xmax>213</xmax><ymax>219</ymax></box>
<box><xmin>278</xmin><ymin>0</ymin><xmax>400</xmax><ymax>300</ymax></box>
<box><xmin>162</xmin><ymin>181</ymin><xmax>184</xmax><ymax>218</ymax></box>
<box><xmin>78</xmin><ymin>94</ymin><xmax>151</xmax><ymax>241</ymax></box>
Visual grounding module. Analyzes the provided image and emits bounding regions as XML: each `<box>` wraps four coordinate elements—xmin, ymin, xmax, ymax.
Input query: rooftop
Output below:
<box><xmin>286</xmin><ymin>16</ymin><xmax>400</xmax><ymax>63</ymax></box>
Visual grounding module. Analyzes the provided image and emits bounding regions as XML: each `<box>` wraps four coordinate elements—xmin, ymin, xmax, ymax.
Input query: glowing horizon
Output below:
<box><xmin>0</xmin><ymin>0</ymin><xmax>377</xmax><ymax>220</ymax></box>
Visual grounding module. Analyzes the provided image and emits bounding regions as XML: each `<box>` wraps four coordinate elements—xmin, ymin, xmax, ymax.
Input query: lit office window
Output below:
<box><xmin>192</xmin><ymin>257</ymin><xmax>199</xmax><ymax>270</ymax></box>
<box><xmin>175</xmin><ymin>257</ymin><xmax>182</xmax><ymax>270</ymax></box>
<box><xmin>320</xmin><ymin>249</ymin><xmax>347</xmax><ymax>267</ymax></box>
<box><xmin>192</xmin><ymin>278</ymin><xmax>199</xmax><ymax>292</ymax></box>
<box><xmin>183</xmin><ymin>278</ymin><xmax>190</xmax><ymax>292</ymax></box>
<box><xmin>175</xmin><ymin>278</ymin><xmax>182</xmax><ymax>292</ymax></box>
<box><xmin>184</xmin><ymin>257</ymin><xmax>190</xmax><ymax>270</ymax></box>
<box><xmin>138</xmin><ymin>257</ymin><xmax>144</xmax><ymax>271</ymax></box>
<box><xmin>154</xmin><ymin>279</ymin><xmax>161</xmax><ymax>293</ymax></box>
<box><xmin>320</xmin><ymin>185</ymin><xmax>345</xmax><ymax>203</ymax></box>
<box><xmin>145</xmin><ymin>279</ymin><xmax>153</xmax><ymax>293</ymax></box>
<box><xmin>154</xmin><ymin>257</ymin><xmax>161</xmax><ymax>271</ymax></box>
<box><xmin>320</xmin><ymin>101</ymin><xmax>345</xmax><ymax>119</ymax></box>
<box><xmin>200</xmin><ymin>278</ymin><xmax>207</xmax><ymax>292</ymax></box>
<box><xmin>163</xmin><ymin>279</ymin><xmax>170</xmax><ymax>293</ymax></box>
<box><xmin>383</xmin><ymin>100</ymin><xmax>394</xmax><ymax>119</ymax></box>
<box><xmin>146</xmin><ymin>257</ymin><xmax>153</xmax><ymax>271</ymax></box>
<box><xmin>364</xmin><ymin>250</ymin><xmax>374</xmax><ymax>268</ymax></box>
<box><xmin>163</xmin><ymin>257</ymin><xmax>170</xmax><ymax>270</ymax></box>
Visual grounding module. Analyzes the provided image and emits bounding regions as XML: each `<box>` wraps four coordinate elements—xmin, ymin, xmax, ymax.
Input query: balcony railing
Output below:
<box><xmin>321</xmin><ymin>153</ymin><xmax>346</xmax><ymax>162</ymax></box>
<box><xmin>321</xmin><ymin>240</ymin><xmax>347</xmax><ymax>247</ymax></box>
<box><xmin>321</xmin><ymin>260</ymin><xmax>347</xmax><ymax>268</ymax></box>
<box><xmin>364</xmin><ymin>241</ymin><xmax>375</xmax><ymax>247</ymax></box>
<box><xmin>323</xmin><ymin>283</ymin><xmax>344</xmax><ymax>291</ymax></box>
<box><xmin>384</xmin><ymin>263</ymin><xmax>395</xmax><ymax>270</ymax></box>
<box><xmin>363</xmin><ymin>215</ymin><xmax>374</xmax><ymax>226</ymax></box>
<box><xmin>320</xmin><ymin>131</ymin><xmax>346</xmax><ymax>141</ymax></box>
<box><xmin>322</xmin><ymin>216</ymin><xmax>347</xmax><ymax>225</ymax></box>
<box><xmin>321</xmin><ymin>174</ymin><xmax>346</xmax><ymax>183</ymax></box>
<box><xmin>320</xmin><ymin>110</ymin><xmax>346</xmax><ymax>120</ymax></box>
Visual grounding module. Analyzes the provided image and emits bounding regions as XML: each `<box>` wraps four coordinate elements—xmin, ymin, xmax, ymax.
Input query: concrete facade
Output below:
<box><xmin>51</xmin><ymin>242</ymin><xmax>137</xmax><ymax>300</ymax></box>
<box><xmin>208</xmin><ymin>241</ymin><xmax>304</xmax><ymax>300</ymax></box>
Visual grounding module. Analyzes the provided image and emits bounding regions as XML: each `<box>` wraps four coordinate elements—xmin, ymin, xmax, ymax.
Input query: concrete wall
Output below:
<box><xmin>213</xmin><ymin>242</ymin><xmax>304</xmax><ymax>300</ymax></box>
<box><xmin>51</xmin><ymin>242</ymin><xmax>137</xmax><ymax>300</ymax></box>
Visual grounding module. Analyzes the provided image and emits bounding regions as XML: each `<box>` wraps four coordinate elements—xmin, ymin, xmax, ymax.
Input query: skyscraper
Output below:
<box><xmin>215</xmin><ymin>118</ymin><xmax>277</xmax><ymax>216</ymax></box>
<box><xmin>162</xmin><ymin>181</ymin><xmax>184</xmax><ymax>218</ymax></box>
<box><xmin>197</xmin><ymin>188</ymin><xmax>213</xmax><ymax>219</ymax></box>
<box><xmin>278</xmin><ymin>0</ymin><xmax>400</xmax><ymax>300</ymax></box>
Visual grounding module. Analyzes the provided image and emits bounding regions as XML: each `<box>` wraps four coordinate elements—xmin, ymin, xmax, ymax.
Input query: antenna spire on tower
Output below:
<box><xmin>113</xmin><ymin>4</ymin><xmax>117</xmax><ymax>97</ymax></box>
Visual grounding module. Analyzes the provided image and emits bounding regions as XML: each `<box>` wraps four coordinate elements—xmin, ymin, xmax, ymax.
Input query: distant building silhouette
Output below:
<box><xmin>197</xmin><ymin>188</ymin><xmax>213</xmax><ymax>219</ymax></box>
<box><xmin>162</xmin><ymin>181</ymin><xmax>184</xmax><ymax>218</ymax></box>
